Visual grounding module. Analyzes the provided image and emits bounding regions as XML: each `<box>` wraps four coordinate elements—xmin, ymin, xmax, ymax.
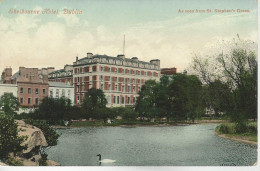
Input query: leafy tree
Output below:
<box><xmin>0</xmin><ymin>93</ymin><xmax>19</xmax><ymax>116</ymax></box>
<box><xmin>0</xmin><ymin>114</ymin><xmax>27</xmax><ymax>161</ymax></box>
<box><xmin>155</xmin><ymin>75</ymin><xmax>172</xmax><ymax>120</ymax></box>
<box><xmin>82</xmin><ymin>88</ymin><xmax>108</xmax><ymax>120</ymax></box>
<box><xmin>169</xmin><ymin>74</ymin><xmax>204</xmax><ymax>122</ymax></box>
<box><xmin>121</xmin><ymin>107</ymin><xmax>138</xmax><ymax>121</ymax></box>
<box><xmin>135</xmin><ymin>80</ymin><xmax>159</xmax><ymax>120</ymax></box>
<box><xmin>35</xmin><ymin>97</ymin><xmax>72</xmax><ymax>124</ymax></box>
<box><xmin>193</xmin><ymin>38</ymin><xmax>257</xmax><ymax>122</ymax></box>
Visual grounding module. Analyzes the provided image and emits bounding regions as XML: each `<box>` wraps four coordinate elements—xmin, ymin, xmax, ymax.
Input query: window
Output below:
<box><xmin>20</xmin><ymin>98</ymin><xmax>24</xmax><ymax>104</ymax></box>
<box><xmin>101</xmin><ymin>67</ymin><xmax>104</xmax><ymax>72</ymax></box>
<box><xmin>77</xmin><ymin>96</ymin><xmax>80</xmax><ymax>104</ymax></box>
<box><xmin>128</xmin><ymin>97</ymin><xmax>130</xmax><ymax>104</ymax></box>
<box><xmin>122</xmin><ymin>97</ymin><xmax>125</xmax><ymax>104</ymax></box>
<box><xmin>115</xmin><ymin>68</ymin><xmax>118</xmax><ymax>73</ymax></box>
<box><xmin>117</xmin><ymin>96</ymin><xmax>120</xmax><ymax>104</ymax></box>
<box><xmin>35</xmin><ymin>88</ymin><xmax>39</xmax><ymax>94</ymax></box>
<box><xmin>114</xmin><ymin>96</ymin><xmax>116</xmax><ymax>104</ymax></box>
<box><xmin>101</xmin><ymin>84</ymin><xmax>104</xmax><ymax>90</ymax></box>
<box><xmin>115</xmin><ymin>77</ymin><xmax>118</xmax><ymax>82</ymax></box>
<box><xmin>133</xmin><ymin>97</ymin><xmax>136</xmax><ymax>104</ymax></box>
<box><xmin>28</xmin><ymin>98</ymin><xmax>31</xmax><ymax>104</ymax></box>
<box><xmin>62</xmin><ymin>89</ymin><xmax>65</xmax><ymax>97</ymax></box>
<box><xmin>20</xmin><ymin>87</ymin><xmax>24</xmax><ymax>94</ymax></box>
<box><xmin>56</xmin><ymin>89</ymin><xmax>59</xmax><ymax>98</ymax></box>
<box><xmin>101</xmin><ymin>75</ymin><xmax>104</xmax><ymax>81</ymax></box>
<box><xmin>28</xmin><ymin>88</ymin><xmax>32</xmax><ymax>94</ymax></box>
<box><xmin>43</xmin><ymin>89</ymin><xmax>46</xmax><ymax>95</ymax></box>
<box><xmin>78</xmin><ymin>77</ymin><xmax>80</xmax><ymax>82</ymax></box>
<box><xmin>35</xmin><ymin>98</ymin><xmax>39</xmax><ymax>105</ymax></box>
<box><xmin>109</xmin><ymin>84</ymin><xmax>111</xmax><ymax>90</ymax></box>
<box><xmin>128</xmin><ymin>86</ymin><xmax>130</xmax><ymax>92</ymax></box>
<box><xmin>115</xmin><ymin>85</ymin><xmax>118</xmax><ymax>91</ymax></box>
<box><xmin>122</xmin><ymin>85</ymin><xmax>125</xmax><ymax>92</ymax></box>
<box><xmin>50</xmin><ymin>89</ymin><xmax>53</xmax><ymax>98</ymax></box>
<box><xmin>108</xmin><ymin>67</ymin><xmax>111</xmax><ymax>72</ymax></box>
<box><xmin>133</xmin><ymin>86</ymin><xmax>136</xmax><ymax>92</ymax></box>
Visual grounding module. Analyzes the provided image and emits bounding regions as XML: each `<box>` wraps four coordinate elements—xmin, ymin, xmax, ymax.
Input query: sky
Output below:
<box><xmin>0</xmin><ymin>0</ymin><xmax>258</xmax><ymax>74</ymax></box>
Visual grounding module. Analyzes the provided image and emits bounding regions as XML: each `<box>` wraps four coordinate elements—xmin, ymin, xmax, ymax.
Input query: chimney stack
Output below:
<box><xmin>87</xmin><ymin>52</ymin><xmax>93</xmax><ymax>58</ymax></box>
<box><xmin>117</xmin><ymin>54</ymin><xmax>125</xmax><ymax>59</ymax></box>
<box><xmin>150</xmin><ymin>59</ymin><xmax>160</xmax><ymax>67</ymax></box>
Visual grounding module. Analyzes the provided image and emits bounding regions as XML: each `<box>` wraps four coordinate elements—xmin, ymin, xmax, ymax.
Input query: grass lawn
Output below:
<box><xmin>215</xmin><ymin>122</ymin><xmax>257</xmax><ymax>142</ymax></box>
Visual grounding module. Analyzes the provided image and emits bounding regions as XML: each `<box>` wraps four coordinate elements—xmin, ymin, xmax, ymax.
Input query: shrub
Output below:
<box><xmin>234</xmin><ymin>122</ymin><xmax>248</xmax><ymax>134</ymax></box>
<box><xmin>247</xmin><ymin>122</ymin><xmax>257</xmax><ymax>134</ymax></box>
<box><xmin>218</xmin><ymin>123</ymin><xmax>234</xmax><ymax>134</ymax></box>
<box><xmin>0</xmin><ymin>114</ymin><xmax>27</xmax><ymax>161</ymax></box>
<box><xmin>6</xmin><ymin>156</ymin><xmax>23</xmax><ymax>166</ymax></box>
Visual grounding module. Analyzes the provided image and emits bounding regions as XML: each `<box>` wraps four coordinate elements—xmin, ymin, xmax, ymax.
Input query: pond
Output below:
<box><xmin>46</xmin><ymin>124</ymin><xmax>257</xmax><ymax>166</ymax></box>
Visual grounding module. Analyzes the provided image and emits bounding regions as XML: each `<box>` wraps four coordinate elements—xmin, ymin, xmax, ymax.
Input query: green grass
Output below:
<box><xmin>215</xmin><ymin>122</ymin><xmax>257</xmax><ymax>142</ymax></box>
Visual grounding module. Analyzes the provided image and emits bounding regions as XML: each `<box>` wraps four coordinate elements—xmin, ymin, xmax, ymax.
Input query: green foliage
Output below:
<box><xmin>234</xmin><ymin>122</ymin><xmax>248</xmax><ymax>134</ymax></box>
<box><xmin>82</xmin><ymin>88</ymin><xmax>109</xmax><ymax>121</ymax></box>
<box><xmin>26</xmin><ymin>120</ymin><xmax>59</xmax><ymax>146</ymax></box>
<box><xmin>38</xmin><ymin>153</ymin><xmax>48</xmax><ymax>166</ymax></box>
<box><xmin>0</xmin><ymin>93</ymin><xmax>18</xmax><ymax>116</ymax></box>
<box><xmin>35</xmin><ymin>97</ymin><xmax>72</xmax><ymax>125</ymax></box>
<box><xmin>6</xmin><ymin>156</ymin><xmax>23</xmax><ymax>166</ymax></box>
<box><xmin>120</xmin><ymin>107</ymin><xmax>138</xmax><ymax>121</ymax></box>
<box><xmin>169</xmin><ymin>74</ymin><xmax>204</xmax><ymax>122</ymax></box>
<box><xmin>135</xmin><ymin>80</ymin><xmax>159</xmax><ymax>119</ymax></box>
<box><xmin>217</xmin><ymin>123</ymin><xmax>234</xmax><ymax>134</ymax></box>
<box><xmin>193</xmin><ymin>39</ymin><xmax>257</xmax><ymax>122</ymax></box>
<box><xmin>0</xmin><ymin>114</ymin><xmax>28</xmax><ymax>161</ymax></box>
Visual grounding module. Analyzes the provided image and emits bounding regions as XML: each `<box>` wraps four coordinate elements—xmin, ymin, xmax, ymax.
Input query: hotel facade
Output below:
<box><xmin>73</xmin><ymin>53</ymin><xmax>161</xmax><ymax>107</ymax></box>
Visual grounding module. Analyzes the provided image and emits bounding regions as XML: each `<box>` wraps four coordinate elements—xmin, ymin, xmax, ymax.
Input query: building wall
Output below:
<box><xmin>49</xmin><ymin>86</ymin><xmax>75</xmax><ymax>105</ymax></box>
<box><xmin>73</xmin><ymin>56</ymin><xmax>160</xmax><ymax>106</ymax></box>
<box><xmin>0</xmin><ymin>84</ymin><xmax>18</xmax><ymax>98</ymax></box>
<box><xmin>17</xmin><ymin>82</ymin><xmax>49</xmax><ymax>107</ymax></box>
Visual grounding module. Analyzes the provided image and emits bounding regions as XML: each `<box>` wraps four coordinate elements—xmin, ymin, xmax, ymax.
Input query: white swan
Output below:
<box><xmin>97</xmin><ymin>154</ymin><xmax>116</xmax><ymax>163</ymax></box>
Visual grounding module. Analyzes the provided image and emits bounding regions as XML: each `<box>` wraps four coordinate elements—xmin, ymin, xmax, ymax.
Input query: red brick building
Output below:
<box><xmin>14</xmin><ymin>67</ymin><xmax>49</xmax><ymax>107</ymax></box>
<box><xmin>73</xmin><ymin>53</ymin><xmax>161</xmax><ymax>106</ymax></box>
<box><xmin>160</xmin><ymin>67</ymin><xmax>177</xmax><ymax>75</ymax></box>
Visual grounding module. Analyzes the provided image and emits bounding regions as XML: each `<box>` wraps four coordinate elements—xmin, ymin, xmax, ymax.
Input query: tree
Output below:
<box><xmin>135</xmin><ymin>80</ymin><xmax>159</xmax><ymax>120</ymax></box>
<box><xmin>36</xmin><ymin>97</ymin><xmax>72</xmax><ymax>124</ymax></box>
<box><xmin>168</xmin><ymin>74</ymin><xmax>204</xmax><ymax>122</ymax></box>
<box><xmin>155</xmin><ymin>75</ymin><xmax>172</xmax><ymax>120</ymax></box>
<box><xmin>0</xmin><ymin>93</ymin><xmax>19</xmax><ymax>116</ymax></box>
<box><xmin>120</xmin><ymin>107</ymin><xmax>138</xmax><ymax>121</ymax></box>
<box><xmin>193</xmin><ymin>38</ymin><xmax>257</xmax><ymax>122</ymax></box>
<box><xmin>82</xmin><ymin>88</ymin><xmax>108</xmax><ymax>120</ymax></box>
<box><xmin>0</xmin><ymin>114</ymin><xmax>27</xmax><ymax>161</ymax></box>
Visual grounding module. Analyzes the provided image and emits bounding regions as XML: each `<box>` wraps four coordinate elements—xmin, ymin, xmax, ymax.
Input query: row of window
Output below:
<box><xmin>74</xmin><ymin>66</ymin><xmax>159</xmax><ymax>77</ymax></box>
<box><xmin>75</xmin><ymin>76</ymin><xmax>146</xmax><ymax>84</ymax></box>
<box><xmin>101</xmin><ymin>84</ymin><xmax>138</xmax><ymax>93</ymax></box>
<box><xmin>20</xmin><ymin>97</ymin><xmax>39</xmax><ymax>105</ymax></box>
<box><xmin>20</xmin><ymin>87</ymin><xmax>46</xmax><ymax>95</ymax></box>
<box><xmin>111</xmin><ymin>96</ymin><xmax>136</xmax><ymax>104</ymax></box>
<box><xmin>50</xmin><ymin>89</ymin><xmax>71</xmax><ymax>99</ymax></box>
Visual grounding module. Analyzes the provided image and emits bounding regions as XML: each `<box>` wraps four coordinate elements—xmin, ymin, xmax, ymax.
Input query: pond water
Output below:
<box><xmin>46</xmin><ymin>124</ymin><xmax>257</xmax><ymax>166</ymax></box>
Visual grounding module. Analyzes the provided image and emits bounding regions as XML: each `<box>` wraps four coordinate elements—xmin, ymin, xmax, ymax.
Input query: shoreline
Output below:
<box><xmin>52</xmin><ymin>119</ymin><xmax>227</xmax><ymax>129</ymax></box>
<box><xmin>214</xmin><ymin>131</ymin><xmax>257</xmax><ymax>146</ymax></box>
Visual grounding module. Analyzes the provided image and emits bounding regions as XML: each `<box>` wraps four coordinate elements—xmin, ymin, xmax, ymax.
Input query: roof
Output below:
<box><xmin>78</xmin><ymin>54</ymin><xmax>156</xmax><ymax>65</ymax></box>
<box><xmin>11</xmin><ymin>71</ymin><xmax>20</xmax><ymax>79</ymax></box>
<box><xmin>48</xmin><ymin>82</ymin><xmax>73</xmax><ymax>88</ymax></box>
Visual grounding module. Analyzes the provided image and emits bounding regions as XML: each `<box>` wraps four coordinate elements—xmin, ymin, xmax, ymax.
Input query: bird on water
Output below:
<box><xmin>96</xmin><ymin>154</ymin><xmax>116</xmax><ymax>163</ymax></box>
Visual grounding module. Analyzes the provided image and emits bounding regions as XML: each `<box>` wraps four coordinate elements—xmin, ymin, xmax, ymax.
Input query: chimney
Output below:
<box><xmin>150</xmin><ymin>59</ymin><xmax>160</xmax><ymax>67</ymax></box>
<box><xmin>117</xmin><ymin>54</ymin><xmax>125</xmax><ymax>59</ymax></box>
<box><xmin>131</xmin><ymin>57</ymin><xmax>138</xmax><ymax>62</ymax></box>
<box><xmin>87</xmin><ymin>52</ymin><xmax>93</xmax><ymax>58</ymax></box>
<box><xmin>76</xmin><ymin>56</ymin><xmax>78</xmax><ymax>62</ymax></box>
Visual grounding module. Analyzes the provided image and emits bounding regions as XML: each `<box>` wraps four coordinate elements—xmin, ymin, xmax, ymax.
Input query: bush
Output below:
<box><xmin>234</xmin><ymin>122</ymin><xmax>248</xmax><ymax>134</ymax></box>
<box><xmin>25</xmin><ymin>120</ymin><xmax>59</xmax><ymax>146</ymax></box>
<box><xmin>247</xmin><ymin>122</ymin><xmax>257</xmax><ymax>134</ymax></box>
<box><xmin>218</xmin><ymin>123</ymin><xmax>234</xmax><ymax>134</ymax></box>
<box><xmin>0</xmin><ymin>114</ymin><xmax>28</xmax><ymax>161</ymax></box>
<box><xmin>6</xmin><ymin>156</ymin><xmax>23</xmax><ymax>166</ymax></box>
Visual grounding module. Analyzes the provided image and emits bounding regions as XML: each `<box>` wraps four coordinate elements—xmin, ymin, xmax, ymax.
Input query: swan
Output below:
<box><xmin>96</xmin><ymin>154</ymin><xmax>116</xmax><ymax>163</ymax></box>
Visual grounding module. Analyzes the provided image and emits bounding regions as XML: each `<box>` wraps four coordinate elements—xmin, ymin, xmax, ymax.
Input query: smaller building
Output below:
<box><xmin>161</xmin><ymin>67</ymin><xmax>177</xmax><ymax>75</ymax></box>
<box><xmin>48</xmin><ymin>82</ymin><xmax>75</xmax><ymax>105</ymax></box>
<box><xmin>0</xmin><ymin>83</ymin><xmax>18</xmax><ymax>98</ymax></box>
<box><xmin>48</xmin><ymin>65</ymin><xmax>73</xmax><ymax>86</ymax></box>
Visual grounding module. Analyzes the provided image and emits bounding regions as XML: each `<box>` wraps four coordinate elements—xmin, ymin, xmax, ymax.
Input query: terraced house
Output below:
<box><xmin>73</xmin><ymin>53</ymin><xmax>161</xmax><ymax>106</ymax></box>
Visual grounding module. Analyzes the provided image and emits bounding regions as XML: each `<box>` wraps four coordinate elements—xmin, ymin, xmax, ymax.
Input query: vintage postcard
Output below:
<box><xmin>0</xmin><ymin>0</ymin><xmax>258</xmax><ymax>170</ymax></box>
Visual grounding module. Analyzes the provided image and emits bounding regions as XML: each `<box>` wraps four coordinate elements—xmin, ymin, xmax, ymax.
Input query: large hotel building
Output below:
<box><xmin>72</xmin><ymin>53</ymin><xmax>161</xmax><ymax>107</ymax></box>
